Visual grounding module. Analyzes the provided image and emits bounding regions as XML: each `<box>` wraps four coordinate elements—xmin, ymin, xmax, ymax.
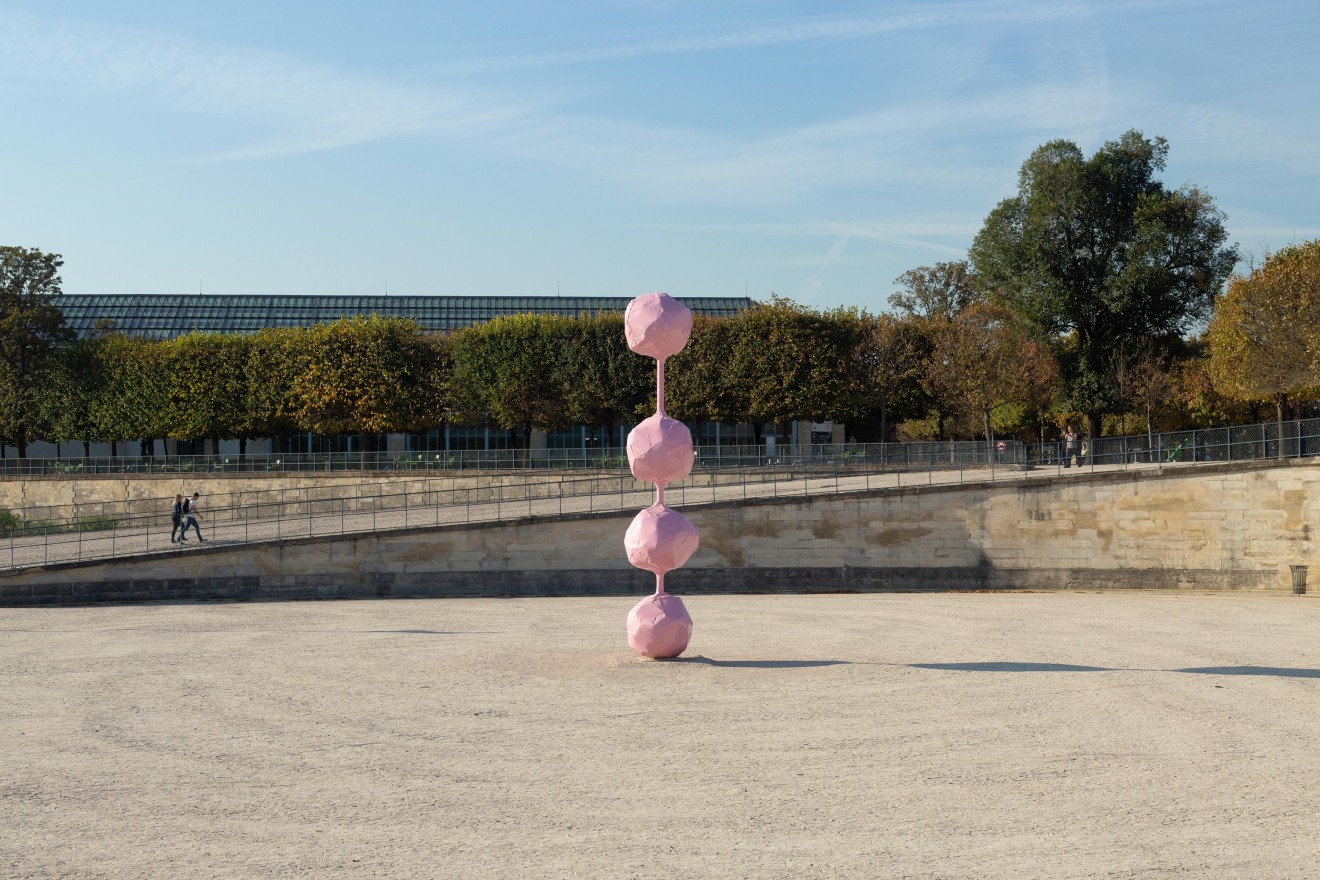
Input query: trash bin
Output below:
<box><xmin>1289</xmin><ymin>564</ymin><xmax>1308</xmax><ymax>595</ymax></box>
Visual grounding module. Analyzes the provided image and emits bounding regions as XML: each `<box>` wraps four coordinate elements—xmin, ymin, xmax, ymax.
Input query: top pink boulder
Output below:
<box><xmin>624</xmin><ymin>292</ymin><xmax>693</xmax><ymax>360</ymax></box>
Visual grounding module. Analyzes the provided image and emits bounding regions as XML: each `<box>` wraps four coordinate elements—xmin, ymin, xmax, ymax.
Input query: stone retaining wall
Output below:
<box><xmin>3</xmin><ymin>459</ymin><xmax>1315</xmax><ymax>605</ymax></box>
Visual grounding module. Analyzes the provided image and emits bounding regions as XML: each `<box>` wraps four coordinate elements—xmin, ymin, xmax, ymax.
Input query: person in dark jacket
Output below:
<box><xmin>170</xmin><ymin>494</ymin><xmax>186</xmax><ymax>543</ymax></box>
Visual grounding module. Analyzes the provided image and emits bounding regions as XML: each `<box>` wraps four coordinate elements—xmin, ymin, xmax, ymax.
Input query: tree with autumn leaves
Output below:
<box><xmin>925</xmin><ymin>303</ymin><xmax>1059</xmax><ymax>446</ymax></box>
<box><xmin>1207</xmin><ymin>240</ymin><xmax>1320</xmax><ymax>448</ymax></box>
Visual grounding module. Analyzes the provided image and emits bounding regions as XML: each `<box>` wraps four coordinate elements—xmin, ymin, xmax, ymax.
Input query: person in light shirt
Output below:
<box><xmin>179</xmin><ymin>492</ymin><xmax>205</xmax><ymax>542</ymax></box>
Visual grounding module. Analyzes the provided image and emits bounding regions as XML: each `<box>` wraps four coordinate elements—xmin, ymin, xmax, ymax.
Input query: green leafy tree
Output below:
<box><xmin>556</xmin><ymin>312</ymin><xmax>651</xmax><ymax>449</ymax></box>
<box><xmin>246</xmin><ymin>327</ymin><xmax>310</xmax><ymax>450</ymax></box>
<box><xmin>162</xmin><ymin>332</ymin><xmax>252</xmax><ymax>455</ymax></box>
<box><xmin>0</xmin><ymin>246</ymin><xmax>73</xmax><ymax>457</ymax></box>
<box><xmin>888</xmin><ymin>260</ymin><xmax>984</xmax><ymax>323</ymax></box>
<box><xmin>1206</xmin><ymin>239</ymin><xmax>1320</xmax><ymax>450</ymax></box>
<box><xmin>97</xmin><ymin>333</ymin><xmax>170</xmax><ymax>455</ymax></box>
<box><xmin>725</xmin><ymin>297</ymin><xmax>868</xmax><ymax>442</ymax></box>
<box><xmin>395</xmin><ymin>330</ymin><xmax>451</xmax><ymax>435</ymax></box>
<box><xmin>969</xmin><ymin>131</ymin><xmax>1238</xmax><ymax>439</ymax></box>
<box><xmin>448</xmin><ymin>313</ymin><xmax>572</xmax><ymax>449</ymax></box>
<box><xmin>41</xmin><ymin>335</ymin><xmax>108</xmax><ymax>456</ymax></box>
<box><xmin>666</xmin><ymin>315</ymin><xmax>746</xmax><ymax>426</ymax></box>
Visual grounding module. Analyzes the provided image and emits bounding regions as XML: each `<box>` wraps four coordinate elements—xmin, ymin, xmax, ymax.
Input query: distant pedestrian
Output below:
<box><xmin>170</xmin><ymin>494</ymin><xmax>185</xmax><ymax>543</ymax></box>
<box><xmin>1062</xmin><ymin>425</ymin><xmax>1081</xmax><ymax>468</ymax></box>
<box><xmin>179</xmin><ymin>492</ymin><xmax>204</xmax><ymax>542</ymax></box>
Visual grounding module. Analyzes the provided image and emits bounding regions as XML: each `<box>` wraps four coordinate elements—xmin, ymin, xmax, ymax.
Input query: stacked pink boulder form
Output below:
<box><xmin>623</xmin><ymin>292</ymin><xmax>698</xmax><ymax>659</ymax></box>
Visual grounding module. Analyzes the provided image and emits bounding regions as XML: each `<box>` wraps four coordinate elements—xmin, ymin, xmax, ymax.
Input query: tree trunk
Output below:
<box><xmin>110</xmin><ymin>438</ymin><xmax>118</xmax><ymax>458</ymax></box>
<box><xmin>879</xmin><ymin>396</ymin><xmax>888</xmax><ymax>445</ymax></box>
<box><xmin>239</xmin><ymin>436</ymin><xmax>248</xmax><ymax>462</ymax></box>
<box><xmin>1276</xmin><ymin>393</ymin><xmax>1287</xmax><ymax>459</ymax></box>
<box><xmin>83</xmin><ymin>439</ymin><xmax>91</xmax><ymax>459</ymax></box>
<box><xmin>1145</xmin><ymin>402</ymin><xmax>1154</xmax><ymax>459</ymax></box>
<box><xmin>16</xmin><ymin>428</ymin><xmax>27</xmax><ymax>459</ymax></box>
<box><xmin>1087</xmin><ymin>413</ymin><xmax>1102</xmax><ymax>457</ymax></box>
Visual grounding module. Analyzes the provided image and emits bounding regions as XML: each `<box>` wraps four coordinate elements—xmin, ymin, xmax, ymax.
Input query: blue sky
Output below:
<box><xmin>1</xmin><ymin>0</ymin><xmax>1317</xmax><ymax>312</ymax></box>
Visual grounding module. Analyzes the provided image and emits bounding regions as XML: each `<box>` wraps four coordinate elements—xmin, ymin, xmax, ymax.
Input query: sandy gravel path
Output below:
<box><xmin>3</xmin><ymin>592</ymin><xmax>1317</xmax><ymax>879</ymax></box>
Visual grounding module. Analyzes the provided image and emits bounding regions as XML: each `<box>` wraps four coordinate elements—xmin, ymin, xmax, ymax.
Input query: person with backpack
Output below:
<box><xmin>170</xmin><ymin>494</ymin><xmax>186</xmax><ymax>543</ymax></box>
<box><xmin>179</xmin><ymin>492</ymin><xmax>205</xmax><ymax>542</ymax></box>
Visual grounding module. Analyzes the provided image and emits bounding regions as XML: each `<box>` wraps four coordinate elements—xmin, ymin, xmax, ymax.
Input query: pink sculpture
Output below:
<box><xmin>623</xmin><ymin>292</ymin><xmax>697</xmax><ymax>659</ymax></box>
<box><xmin>624</xmin><ymin>503</ymin><xmax>700</xmax><ymax>574</ymax></box>
<box><xmin>626</xmin><ymin>414</ymin><xmax>694</xmax><ymax>484</ymax></box>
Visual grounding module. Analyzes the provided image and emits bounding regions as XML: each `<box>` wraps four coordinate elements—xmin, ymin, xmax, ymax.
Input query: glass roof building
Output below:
<box><xmin>53</xmin><ymin>294</ymin><xmax>755</xmax><ymax>340</ymax></box>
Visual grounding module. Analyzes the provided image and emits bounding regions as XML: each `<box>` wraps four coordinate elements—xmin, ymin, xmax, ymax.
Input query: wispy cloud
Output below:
<box><xmin>493</xmin><ymin>77</ymin><xmax>1115</xmax><ymax>204</ymax></box>
<box><xmin>437</xmin><ymin>0</ymin><xmax>1097</xmax><ymax>74</ymax></box>
<box><xmin>0</xmin><ymin>10</ymin><xmax>525</xmax><ymax>160</ymax></box>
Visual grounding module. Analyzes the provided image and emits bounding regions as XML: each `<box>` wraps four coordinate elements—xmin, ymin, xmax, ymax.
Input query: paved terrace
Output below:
<box><xmin>0</xmin><ymin>458</ymin><xmax>1178</xmax><ymax>571</ymax></box>
<box><xmin>3</xmin><ymin>593</ymin><xmax>1317</xmax><ymax>878</ymax></box>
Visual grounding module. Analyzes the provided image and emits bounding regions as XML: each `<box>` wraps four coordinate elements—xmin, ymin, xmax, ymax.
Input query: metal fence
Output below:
<box><xmin>3</xmin><ymin>417</ymin><xmax>1318</xmax><ymax>572</ymax></box>
<box><xmin>0</xmin><ymin>440</ymin><xmax>1032</xmax><ymax>474</ymax></box>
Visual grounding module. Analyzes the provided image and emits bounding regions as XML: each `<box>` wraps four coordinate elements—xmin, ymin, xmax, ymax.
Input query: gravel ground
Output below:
<box><xmin>2</xmin><ymin>592</ymin><xmax>1318</xmax><ymax>879</ymax></box>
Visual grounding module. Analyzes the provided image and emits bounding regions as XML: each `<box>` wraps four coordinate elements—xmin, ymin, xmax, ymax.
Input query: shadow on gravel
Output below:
<box><xmin>361</xmin><ymin>629</ymin><xmax>458</xmax><ymax>635</ymax></box>
<box><xmin>678</xmin><ymin>656</ymin><xmax>849</xmax><ymax>668</ymax></box>
<box><xmin>912</xmin><ymin>662</ymin><xmax>1114</xmax><ymax>672</ymax></box>
<box><xmin>1176</xmin><ymin>666</ymin><xmax>1320</xmax><ymax>679</ymax></box>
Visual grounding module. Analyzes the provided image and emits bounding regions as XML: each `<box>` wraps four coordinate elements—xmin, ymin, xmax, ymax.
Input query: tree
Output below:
<box><xmin>667</xmin><ymin>315</ymin><xmax>746</xmax><ymax>426</ymax></box>
<box><xmin>555</xmin><ymin>312</ymin><xmax>652</xmax><ymax>451</ymax></box>
<box><xmin>888</xmin><ymin>260</ymin><xmax>983</xmax><ymax>323</ymax></box>
<box><xmin>1121</xmin><ymin>337</ymin><xmax>1178</xmax><ymax>449</ymax></box>
<box><xmin>162</xmin><ymin>332</ymin><xmax>252</xmax><ymax>455</ymax></box>
<box><xmin>96</xmin><ymin>333</ymin><xmax>170</xmax><ymax>455</ymax></box>
<box><xmin>969</xmin><ymin>131</ymin><xmax>1238</xmax><ymax>440</ymax></box>
<box><xmin>246</xmin><ymin>327</ymin><xmax>310</xmax><ymax>450</ymax></box>
<box><xmin>448</xmin><ymin>313</ymin><xmax>572</xmax><ymax>449</ymax></box>
<box><xmin>0</xmin><ymin>246</ymin><xmax>73</xmax><ymax>457</ymax></box>
<box><xmin>708</xmin><ymin>297</ymin><xmax>868</xmax><ymax>443</ymax></box>
<box><xmin>926</xmin><ymin>303</ymin><xmax>1059</xmax><ymax>444</ymax></box>
<box><xmin>292</xmin><ymin>316</ymin><xmax>435</xmax><ymax>449</ymax></box>
<box><xmin>1206</xmin><ymin>239</ymin><xmax>1320</xmax><ymax>451</ymax></box>
<box><xmin>856</xmin><ymin>313</ymin><xmax>926</xmax><ymax>442</ymax></box>
<box><xmin>41</xmin><ymin>335</ymin><xmax>108</xmax><ymax>457</ymax></box>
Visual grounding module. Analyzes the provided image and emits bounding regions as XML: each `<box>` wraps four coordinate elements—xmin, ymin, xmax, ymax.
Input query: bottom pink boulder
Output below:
<box><xmin>626</xmin><ymin>592</ymin><xmax>693</xmax><ymax>659</ymax></box>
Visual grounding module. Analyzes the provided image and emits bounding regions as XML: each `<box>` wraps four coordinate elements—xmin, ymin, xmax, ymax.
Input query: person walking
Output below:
<box><xmin>179</xmin><ymin>492</ymin><xmax>205</xmax><ymax>542</ymax></box>
<box><xmin>1062</xmin><ymin>425</ymin><xmax>1081</xmax><ymax>469</ymax></box>
<box><xmin>170</xmin><ymin>494</ymin><xmax>186</xmax><ymax>543</ymax></box>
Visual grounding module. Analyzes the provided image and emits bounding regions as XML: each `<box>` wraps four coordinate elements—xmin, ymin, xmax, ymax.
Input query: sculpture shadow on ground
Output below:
<box><xmin>676</xmin><ymin>655</ymin><xmax>850</xmax><ymax>669</ymax></box>
<box><xmin>912</xmin><ymin>661</ymin><xmax>1114</xmax><ymax>672</ymax></box>
<box><xmin>910</xmin><ymin>662</ymin><xmax>1320</xmax><ymax>679</ymax></box>
<box><xmin>1175</xmin><ymin>666</ymin><xmax>1320</xmax><ymax>679</ymax></box>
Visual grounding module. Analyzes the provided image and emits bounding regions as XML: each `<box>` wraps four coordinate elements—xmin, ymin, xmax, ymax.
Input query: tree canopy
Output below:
<box><xmin>969</xmin><ymin>130</ymin><xmax>1238</xmax><ymax>438</ymax></box>
<box><xmin>1206</xmin><ymin>239</ymin><xmax>1320</xmax><ymax>436</ymax></box>
<box><xmin>0</xmin><ymin>246</ymin><xmax>72</xmax><ymax>457</ymax></box>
